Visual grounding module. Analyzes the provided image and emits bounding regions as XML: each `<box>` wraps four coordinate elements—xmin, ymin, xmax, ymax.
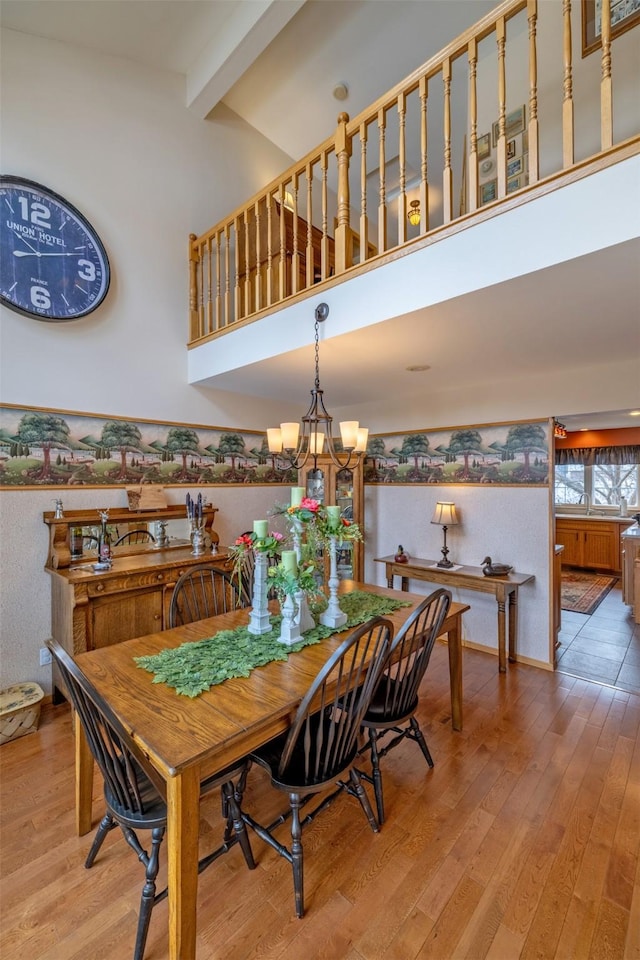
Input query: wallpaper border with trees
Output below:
<box><xmin>364</xmin><ymin>420</ymin><xmax>550</xmax><ymax>486</ymax></box>
<box><xmin>0</xmin><ymin>405</ymin><xmax>550</xmax><ymax>489</ymax></box>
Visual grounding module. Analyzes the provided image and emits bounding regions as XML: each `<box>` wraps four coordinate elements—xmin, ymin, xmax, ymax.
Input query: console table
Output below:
<box><xmin>374</xmin><ymin>555</ymin><xmax>535</xmax><ymax>672</ymax></box>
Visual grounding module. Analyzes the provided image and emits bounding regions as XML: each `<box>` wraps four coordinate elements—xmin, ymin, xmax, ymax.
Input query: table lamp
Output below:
<box><xmin>431</xmin><ymin>501</ymin><xmax>459</xmax><ymax>568</ymax></box>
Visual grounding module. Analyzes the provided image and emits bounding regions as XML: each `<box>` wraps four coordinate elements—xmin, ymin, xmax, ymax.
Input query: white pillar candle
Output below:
<box><xmin>290</xmin><ymin>486</ymin><xmax>305</xmax><ymax>507</ymax></box>
<box><xmin>281</xmin><ymin>550</ymin><xmax>298</xmax><ymax>575</ymax></box>
<box><xmin>253</xmin><ymin>520</ymin><xmax>268</xmax><ymax>539</ymax></box>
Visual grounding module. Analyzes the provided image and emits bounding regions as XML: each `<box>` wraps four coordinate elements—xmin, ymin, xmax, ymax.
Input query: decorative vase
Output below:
<box><xmin>320</xmin><ymin>535</ymin><xmax>347</xmax><ymax>629</ymax></box>
<box><xmin>278</xmin><ymin>593</ymin><xmax>302</xmax><ymax>645</ymax></box>
<box><xmin>248</xmin><ymin>552</ymin><xmax>272</xmax><ymax>635</ymax></box>
<box><xmin>190</xmin><ymin>519</ymin><xmax>206</xmax><ymax>557</ymax></box>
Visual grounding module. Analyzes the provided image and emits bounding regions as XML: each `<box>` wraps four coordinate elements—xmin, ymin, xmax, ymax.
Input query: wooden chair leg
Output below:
<box><xmin>349</xmin><ymin>768</ymin><xmax>380</xmax><ymax>833</ymax></box>
<box><xmin>85</xmin><ymin>813</ymin><xmax>117</xmax><ymax>868</ymax></box>
<box><xmin>368</xmin><ymin>728</ymin><xmax>385</xmax><ymax>826</ymax></box>
<box><xmin>409</xmin><ymin>716</ymin><xmax>434</xmax><ymax>768</ymax></box>
<box><xmin>289</xmin><ymin>793</ymin><xmax>304</xmax><ymax>919</ymax></box>
<box><xmin>133</xmin><ymin>826</ymin><xmax>165</xmax><ymax>960</ymax></box>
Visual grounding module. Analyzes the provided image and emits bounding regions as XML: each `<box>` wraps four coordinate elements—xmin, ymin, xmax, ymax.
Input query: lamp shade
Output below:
<box><xmin>431</xmin><ymin>501</ymin><xmax>458</xmax><ymax>526</ymax></box>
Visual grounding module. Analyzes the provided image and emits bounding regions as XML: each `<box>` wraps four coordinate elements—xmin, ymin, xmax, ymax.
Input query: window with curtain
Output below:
<box><xmin>554</xmin><ymin>446</ymin><xmax>640</xmax><ymax>508</ymax></box>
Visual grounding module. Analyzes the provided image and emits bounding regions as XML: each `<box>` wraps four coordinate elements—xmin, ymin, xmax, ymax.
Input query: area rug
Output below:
<box><xmin>561</xmin><ymin>571</ymin><xmax>618</xmax><ymax>615</ymax></box>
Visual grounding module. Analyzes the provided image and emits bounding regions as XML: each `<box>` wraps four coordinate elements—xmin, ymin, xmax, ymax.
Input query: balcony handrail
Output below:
<box><xmin>188</xmin><ymin>0</ymin><xmax>638</xmax><ymax>346</ymax></box>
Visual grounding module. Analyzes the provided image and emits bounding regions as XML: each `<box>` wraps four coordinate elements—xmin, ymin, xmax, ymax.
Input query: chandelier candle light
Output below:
<box><xmin>431</xmin><ymin>501</ymin><xmax>459</xmax><ymax>569</ymax></box>
<box><xmin>267</xmin><ymin>303</ymin><xmax>369</xmax><ymax>470</ymax></box>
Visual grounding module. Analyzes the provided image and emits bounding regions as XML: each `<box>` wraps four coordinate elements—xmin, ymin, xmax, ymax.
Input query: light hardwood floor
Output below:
<box><xmin>1</xmin><ymin>640</ymin><xmax>639</xmax><ymax>960</ymax></box>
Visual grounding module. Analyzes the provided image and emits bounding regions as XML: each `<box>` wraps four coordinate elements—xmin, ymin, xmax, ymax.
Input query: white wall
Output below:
<box><xmin>365</xmin><ymin>485</ymin><xmax>551</xmax><ymax>667</ymax></box>
<box><xmin>0</xmin><ymin>29</ymin><xmax>300</xmax><ymax>692</ymax></box>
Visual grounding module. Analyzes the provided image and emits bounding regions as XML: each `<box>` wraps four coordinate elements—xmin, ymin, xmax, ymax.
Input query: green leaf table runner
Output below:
<box><xmin>135</xmin><ymin>591</ymin><xmax>412</xmax><ymax>697</ymax></box>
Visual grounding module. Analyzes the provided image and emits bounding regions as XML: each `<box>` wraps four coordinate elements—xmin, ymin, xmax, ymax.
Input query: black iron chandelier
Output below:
<box><xmin>267</xmin><ymin>303</ymin><xmax>369</xmax><ymax>470</ymax></box>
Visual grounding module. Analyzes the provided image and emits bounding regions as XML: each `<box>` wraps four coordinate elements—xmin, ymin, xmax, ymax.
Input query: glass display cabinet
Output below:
<box><xmin>298</xmin><ymin>455</ymin><xmax>364</xmax><ymax>581</ymax></box>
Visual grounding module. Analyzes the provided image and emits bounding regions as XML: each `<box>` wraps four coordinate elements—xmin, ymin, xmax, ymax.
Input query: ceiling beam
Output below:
<box><xmin>187</xmin><ymin>0</ymin><xmax>306</xmax><ymax>119</ymax></box>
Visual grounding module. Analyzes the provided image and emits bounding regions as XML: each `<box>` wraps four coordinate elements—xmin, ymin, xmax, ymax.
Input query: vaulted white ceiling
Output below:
<box><xmin>2</xmin><ymin>0</ymin><xmax>638</xmax><ymax>432</ymax></box>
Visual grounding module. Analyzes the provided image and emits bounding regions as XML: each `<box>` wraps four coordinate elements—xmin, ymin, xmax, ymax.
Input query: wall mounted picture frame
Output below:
<box><xmin>507</xmin><ymin>175</ymin><xmax>523</xmax><ymax>194</ymax></box>
<box><xmin>582</xmin><ymin>0</ymin><xmax>640</xmax><ymax>57</ymax></box>
<box><xmin>477</xmin><ymin>133</ymin><xmax>491</xmax><ymax>160</ymax></box>
<box><xmin>507</xmin><ymin>138</ymin><xmax>517</xmax><ymax>159</ymax></box>
<box><xmin>479</xmin><ymin>179</ymin><xmax>497</xmax><ymax>205</ymax></box>
<box><xmin>492</xmin><ymin>105</ymin><xmax>526</xmax><ymax>147</ymax></box>
<box><xmin>507</xmin><ymin>156</ymin><xmax>524</xmax><ymax>179</ymax></box>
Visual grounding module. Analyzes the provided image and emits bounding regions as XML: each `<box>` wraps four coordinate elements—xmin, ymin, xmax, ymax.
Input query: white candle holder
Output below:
<box><xmin>320</xmin><ymin>535</ymin><xmax>347</xmax><ymax>629</ymax></box>
<box><xmin>248</xmin><ymin>552</ymin><xmax>272</xmax><ymax>635</ymax></box>
<box><xmin>278</xmin><ymin>592</ymin><xmax>302</xmax><ymax>645</ymax></box>
<box><xmin>290</xmin><ymin>518</ymin><xmax>315</xmax><ymax>633</ymax></box>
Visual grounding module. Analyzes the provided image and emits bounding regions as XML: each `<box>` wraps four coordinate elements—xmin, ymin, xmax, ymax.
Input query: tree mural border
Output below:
<box><xmin>364</xmin><ymin>420</ymin><xmax>550</xmax><ymax>486</ymax></box>
<box><xmin>0</xmin><ymin>404</ymin><xmax>297</xmax><ymax>489</ymax></box>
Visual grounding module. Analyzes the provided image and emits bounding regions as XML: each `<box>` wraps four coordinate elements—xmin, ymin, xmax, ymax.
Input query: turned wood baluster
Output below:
<box><xmin>291</xmin><ymin>174</ymin><xmax>300</xmax><ymax>295</ymax></box>
<box><xmin>359</xmin><ymin>122</ymin><xmax>369</xmax><ymax>262</ymax></box>
<box><xmin>529</xmin><ymin>0</ymin><xmax>540</xmax><ymax>182</ymax></box>
<box><xmin>197</xmin><ymin>242</ymin><xmax>204</xmax><ymax>335</ymax></box>
<box><xmin>442</xmin><ymin>57</ymin><xmax>453</xmax><ymax>222</ymax></box>
<box><xmin>561</xmin><ymin>0</ymin><xmax>573</xmax><ymax>168</ymax></box>
<box><xmin>321</xmin><ymin>150</ymin><xmax>330</xmax><ymax>280</ymax></box>
<box><xmin>419</xmin><ymin>75</ymin><xmax>429</xmax><ymax>234</ymax></box>
<box><xmin>468</xmin><ymin>38</ymin><xmax>478</xmax><ymax>214</ymax></box>
<box><xmin>254</xmin><ymin>200</ymin><xmax>262</xmax><ymax>312</ymax></box>
<box><xmin>233</xmin><ymin>217</ymin><xmax>241</xmax><ymax>323</ymax></box>
<box><xmin>215</xmin><ymin>231</ymin><xmax>221</xmax><ymax>333</ymax></box>
<box><xmin>206</xmin><ymin>236</ymin><xmax>213</xmax><ymax>334</ymax></box>
<box><xmin>243</xmin><ymin>208</ymin><xmax>251</xmax><ymax>318</ymax></box>
<box><xmin>335</xmin><ymin>113</ymin><xmax>352</xmax><ymax>273</ymax></box>
<box><xmin>188</xmin><ymin>234</ymin><xmax>199</xmax><ymax>340</ymax></box>
<box><xmin>600</xmin><ymin>0</ymin><xmax>613</xmax><ymax>150</ymax></box>
<box><xmin>224</xmin><ymin>223</ymin><xmax>231</xmax><ymax>329</ymax></box>
<box><xmin>496</xmin><ymin>17</ymin><xmax>507</xmax><ymax>199</ymax></box>
<box><xmin>306</xmin><ymin>163</ymin><xmax>314</xmax><ymax>288</ymax></box>
<box><xmin>397</xmin><ymin>92</ymin><xmax>407</xmax><ymax>246</ymax></box>
<box><xmin>377</xmin><ymin>107</ymin><xmax>387</xmax><ymax>253</ymax></box>
<box><xmin>266</xmin><ymin>194</ymin><xmax>274</xmax><ymax>306</ymax></box>
<box><xmin>278</xmin><ymin>184</ymin><xmax>286</xmax><ymax>301</ymax></box>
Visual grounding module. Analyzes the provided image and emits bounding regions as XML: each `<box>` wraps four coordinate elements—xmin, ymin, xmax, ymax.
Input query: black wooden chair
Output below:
<box><xmin>168</xmin><ymin>564</ymin><xmax>247</xmax><ymax>628</ymax></box>
<box><xmin>359</xmin><ymin>588</ymin><xmax>452</xmax><ymax>825</ymax></box>
<box><xmin>47</xmin><ymin>639</ymin><xmax>256</xmax><ymax>960</ymax></box>
<box><xmin>242</xmin><ymin>616</ymin><xmax>394</xmax><ymax>918</ymax></box>
<box><xmin>114</xmin><ymin>529</ymin><xmax>156</xmax><ymax>546</ymax></box>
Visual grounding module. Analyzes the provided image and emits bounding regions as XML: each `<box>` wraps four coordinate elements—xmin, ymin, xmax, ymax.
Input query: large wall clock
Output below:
<box><xmin>0</xmin><ymin>176</ymin><xmax>110</xmax><ymax>322</ymax></box>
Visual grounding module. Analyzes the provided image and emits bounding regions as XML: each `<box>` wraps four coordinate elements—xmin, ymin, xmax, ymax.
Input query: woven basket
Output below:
<box><xmin>0</xmin><ymin>683</ymin><xmax>44</xmax><ymax>745</ymax></box>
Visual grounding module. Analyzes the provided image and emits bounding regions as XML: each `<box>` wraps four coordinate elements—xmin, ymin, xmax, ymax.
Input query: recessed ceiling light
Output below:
<box><xmin>406</xmin><ymin>364</ymin><xmax>430</xmax><ymax>372</ymax></box>
<box><xmin>630</xmin><ymin>410</ymin><xmax>640</xmax><ymax>417</ymax></box>
<box><xmin>333</xmin><ymin>82</ymin><xmax>349</xmax><ymax>101</ymax></box>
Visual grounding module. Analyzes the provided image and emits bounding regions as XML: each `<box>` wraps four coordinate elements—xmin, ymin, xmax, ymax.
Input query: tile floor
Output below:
<box><xmin>557</xmin><ymin>579</ymin><xmax>640</xmax><ymax>694</ymax></box>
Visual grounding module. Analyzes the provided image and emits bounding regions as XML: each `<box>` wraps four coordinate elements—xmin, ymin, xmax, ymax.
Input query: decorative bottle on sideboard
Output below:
<box><xmin>97</xmin><ymin>510</ymin><xmax>112</xmax><ymax>566</ymax></box>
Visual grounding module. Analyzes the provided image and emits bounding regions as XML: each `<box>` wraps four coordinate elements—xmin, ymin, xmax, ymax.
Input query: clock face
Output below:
<box><xmin>0</xmin><ymin>176</ymin><xmax>110</xmax><ymax>322</ymax></box>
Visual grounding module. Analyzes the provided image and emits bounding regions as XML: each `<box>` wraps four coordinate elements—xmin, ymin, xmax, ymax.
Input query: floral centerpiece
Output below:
<box><xmin>230</xmin><ymin>521</ymin><xmax>284</xmax><ymax>636</ymax></box>
<box><xmin>267</xmin><ymin>557</ymin><xmax>320</xmax><ymax>605</ymax></box>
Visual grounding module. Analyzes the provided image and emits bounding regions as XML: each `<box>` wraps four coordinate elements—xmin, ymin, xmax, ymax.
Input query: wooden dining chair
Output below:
<box><xmin>47</xmin><ymin>639</ymin><xmax>256</xmax><ymax>960</ymax></box>
<box><xmin>168</xmin><ymin>564</ymin><xmax>247</xmax><ymax>628</ymax></box>
<box><xmin>114</xmin><ymin>529</ymin><xmax>156</xmax><ymax>546</ymax></box>
<box><xmin>359</xmin><ymin>588</ymin><xmax>452</xmax><ymax>825</ymax></box>
<box><xmin>242</xmin><ymin>616</ymin><xmax>394</xmax><ymax>918</ymax></box>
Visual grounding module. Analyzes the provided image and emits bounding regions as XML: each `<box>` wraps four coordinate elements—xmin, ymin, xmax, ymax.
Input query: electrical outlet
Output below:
<box><xmin>39</xmin><ymin>647</ymin><xmax>52</xmax><ymax>667</ymax></box>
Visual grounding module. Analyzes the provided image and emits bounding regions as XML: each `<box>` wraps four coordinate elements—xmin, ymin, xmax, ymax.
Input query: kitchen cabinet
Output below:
<box><xmin>44</xmin><ymin>505</ymin><xmax>225</xmax><ymax>702</ymax></box>
<box><xmin>298</xmin><ymin>455</ymin><xmax>364</xmax><ymax>581</ymax></box>
<box><xmin>555</xmin><ymin>517</ymin><xmax>632</xmax><ymax>574</ymax></box>
<box><xmin>621</xmin><ymin>527</ymin><xmax>640</xmax><ymax>613</ymax></box>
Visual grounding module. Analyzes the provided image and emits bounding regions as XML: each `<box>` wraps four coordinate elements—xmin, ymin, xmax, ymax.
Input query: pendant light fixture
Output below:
<box><xmin>267</xmin><ymin>303</ymin><xmax>369</xmax><ymax>470</ymax></box>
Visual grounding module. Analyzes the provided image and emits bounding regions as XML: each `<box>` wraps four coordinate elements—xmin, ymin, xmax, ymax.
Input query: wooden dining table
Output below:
<box><xmin>74</xmin><ymin>580</ymin><xmax>469</xmax><ymax>960</ymax></box>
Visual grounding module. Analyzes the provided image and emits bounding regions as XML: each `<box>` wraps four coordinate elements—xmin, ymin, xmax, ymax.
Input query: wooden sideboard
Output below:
<box><xmin>43</xmin><ymin>505</ymin><xmax>227</xmax><ymax>702</ymax></box>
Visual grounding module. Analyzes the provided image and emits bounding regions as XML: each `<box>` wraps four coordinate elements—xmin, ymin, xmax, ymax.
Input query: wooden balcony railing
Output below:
<box><xmin>188</xmin><ymin>0</ymin><xmax>639</xmax><ymax>346</ymax></box>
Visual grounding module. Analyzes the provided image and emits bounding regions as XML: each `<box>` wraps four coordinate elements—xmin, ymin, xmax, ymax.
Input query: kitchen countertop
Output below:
<box><xmin>555</xmin><ymin>514</ymin><xmax>636</xmax><ymax>524</ymax></box>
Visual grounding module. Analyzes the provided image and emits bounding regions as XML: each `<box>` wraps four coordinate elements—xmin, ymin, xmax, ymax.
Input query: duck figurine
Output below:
<box><xmin>481</xmin><ymin>556</ymin><xmax>513</xmax><ymax>577</ymax></box>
